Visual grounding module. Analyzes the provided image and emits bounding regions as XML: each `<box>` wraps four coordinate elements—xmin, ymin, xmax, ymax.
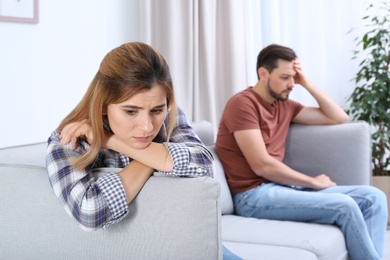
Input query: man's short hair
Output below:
<box><xmin>256</xmin><ymin>44</ymin><xmax>297</xmax><ymax>78</ymax></box>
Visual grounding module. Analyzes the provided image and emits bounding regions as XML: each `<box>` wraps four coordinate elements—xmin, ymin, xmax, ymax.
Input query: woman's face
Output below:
<box><xmin>106</xmin><ymin>84</ymin><xmax>168</xmax><ymax>149</ymax></box>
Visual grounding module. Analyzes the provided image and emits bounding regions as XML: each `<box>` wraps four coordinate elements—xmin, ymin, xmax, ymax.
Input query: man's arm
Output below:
<box><xmin>292</xmin><ymin>59</ymin><xmax>349</xmax><ymax>125</ymax></box>
<box><xmin>234</xmin><ymin>129</ymin><xmax>336</xmax><ymax>190</ymax></box>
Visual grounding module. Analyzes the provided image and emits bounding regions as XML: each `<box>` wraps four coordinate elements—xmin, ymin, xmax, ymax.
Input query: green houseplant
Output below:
<box><xmin>346</xmin><ymin>1</ymin><xmax>390</xmax><ymax>176</ymax></box>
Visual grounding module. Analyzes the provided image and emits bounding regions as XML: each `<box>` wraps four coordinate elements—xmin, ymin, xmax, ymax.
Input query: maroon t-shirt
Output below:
<box><xmin>216</xmin><ymin>87</ymin><xmax>304</xmax><ymax>193</ymax></box>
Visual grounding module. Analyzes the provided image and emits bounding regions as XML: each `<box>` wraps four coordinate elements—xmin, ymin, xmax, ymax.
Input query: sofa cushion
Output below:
<box><xmin>222</xmin><ymin>215</ymin><xmax>348</xmax><ymax>260</ymax></box>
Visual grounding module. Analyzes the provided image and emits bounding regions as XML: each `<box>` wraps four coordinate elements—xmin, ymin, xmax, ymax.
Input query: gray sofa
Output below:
<box><xmin>0</xmin><ymin>120</ymin><xmax>371</xmax><ymax>260</ymax></box>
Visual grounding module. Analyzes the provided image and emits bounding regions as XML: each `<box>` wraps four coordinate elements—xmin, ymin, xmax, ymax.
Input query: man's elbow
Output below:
<box><xmin>328</xmin><ymin>112</ymin><xmax>349</xmax><ymax>125</ymax></box>
<box><xmin>250</xmin><ymin>161</ymin><xmax>271</xmax><ymax>178</ymax></box>
<box><xmin>335</xmin><ymin>113</ymin><xmax>349</xmax><ymax>124</ymax></box>
<box><xmin>342</xmin><ymin>114</ymin><xmax>349</xmax><ymax>123</ymax></box>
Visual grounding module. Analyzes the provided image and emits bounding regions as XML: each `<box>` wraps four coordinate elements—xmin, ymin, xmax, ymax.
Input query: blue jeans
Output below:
<box><xmin>233</xmin><ymin>183</ymin><xmax>387</xmax><ymax>260</ymax></box>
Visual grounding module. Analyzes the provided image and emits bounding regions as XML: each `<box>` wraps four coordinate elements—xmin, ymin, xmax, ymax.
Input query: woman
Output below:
<box><xmin>46</xmin><ymin>41</ymin><xmax>241</xmax><ymax>260</ymax></box>
<box><xmin>46</xmin><ymin>42</ymin><xmax>214</xmax><ymax>230</ymax></box>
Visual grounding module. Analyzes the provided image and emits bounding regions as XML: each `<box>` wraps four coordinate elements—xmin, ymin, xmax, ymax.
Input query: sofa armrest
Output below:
<box><xmin>283</xmin><ymin>121</ymin><xmax>371</xmax><ymax>185</ymax></box>
<box><xmin>0</xmin><ymin>164</ymin><xmax>222</xmax><ymax>259</ymax></box>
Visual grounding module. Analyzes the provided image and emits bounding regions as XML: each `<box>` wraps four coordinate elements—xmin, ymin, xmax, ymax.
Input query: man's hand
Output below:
<box><xmin>292</xmin><ymin>58</ymin><xmax>349</xmax><ymax>125</ymax></box>
<box><xmin>59</xmin><ymin>120</ymin><xmax>94</xmax><ymax>150</ymax></box>
<box><xmin>293</xmin><ymin>59</ymin><xmax>310</xmax><ymax>87</ymax></box>
<box><xmin>311</xmin><ymin>174</ymin><xmax>337</xmax><ymax>190</ymax></box>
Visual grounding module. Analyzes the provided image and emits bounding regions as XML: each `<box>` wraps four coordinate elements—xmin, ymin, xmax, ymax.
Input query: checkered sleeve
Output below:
<box><xmin>156</xmin><ymin>108</ymin><xmax>214</xmax><ymax>177</ymax></box>
<box><xmin>46</xmin><ymin>132</ymin><xmax>128</xmax><ymax>231</ymax></box>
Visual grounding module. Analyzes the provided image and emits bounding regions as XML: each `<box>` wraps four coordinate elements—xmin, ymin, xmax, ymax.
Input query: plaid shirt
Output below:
<box><xmin>46</xmin><ymin>108</ymin><xmax>213</xmax><ymax>231</ymax></box>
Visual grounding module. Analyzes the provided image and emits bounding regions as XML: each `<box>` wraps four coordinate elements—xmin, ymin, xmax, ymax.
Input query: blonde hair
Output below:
<box><xmin>58</xmin><ymin>42</ymin><xmax>177</xmax><ymax>170</ymax></box>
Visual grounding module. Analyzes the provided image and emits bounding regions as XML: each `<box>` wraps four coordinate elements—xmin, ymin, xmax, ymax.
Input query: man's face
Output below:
<box><xmin>266</xmin><ymin>59</ymin><xmax>296</xmax><ymax>101</ymax></box>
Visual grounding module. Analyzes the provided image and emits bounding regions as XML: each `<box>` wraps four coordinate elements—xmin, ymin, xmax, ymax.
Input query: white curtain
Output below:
<box><xmin>140</xmin><ymin>0</ymin><xmax>248</xmax><ymax>131</ymax></box>
<box><xmin>139</xmin><ymin>0</ymin><xmax>369</xmax><ymax>135</ymax></box>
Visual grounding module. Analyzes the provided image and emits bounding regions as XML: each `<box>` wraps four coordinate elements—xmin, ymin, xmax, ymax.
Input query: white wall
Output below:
<box><xmin>0</xmin><ymin>0</ymin><xmax>140</xmax><ymax>148</ymax></box>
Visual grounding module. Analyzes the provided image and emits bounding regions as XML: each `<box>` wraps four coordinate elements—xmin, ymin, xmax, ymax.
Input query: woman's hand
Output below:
<box><xmin>59</xmin><ymin>119</ymin><xmax>94</xmax><ymax>149</ymax></box>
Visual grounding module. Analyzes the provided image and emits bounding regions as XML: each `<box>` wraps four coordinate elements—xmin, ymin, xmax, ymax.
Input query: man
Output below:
<box><xmin>215</xmin><ymin>44</ymin><xmax>387</xmax><ymax>260</ymax></box>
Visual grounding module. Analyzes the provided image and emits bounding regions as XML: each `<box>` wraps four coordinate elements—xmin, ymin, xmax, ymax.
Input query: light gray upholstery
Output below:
<box><xmin>0</xmin><ymin>142</ymin><xmax>47</xmax><ymax>167</ymax></box>
<box><xmin>0</xmin><ymin>120</ymin><xmax>371</xmax><ymax>260</ymax></box>
<box><xmin>0</xmin><ymin>136</ymin><xmax>222</xmax><ymax>259</ymax></box>
<box><xmin>284</xmin><ymin>122</ymin><xmax>371</xmax><ymax>185</ymax></box>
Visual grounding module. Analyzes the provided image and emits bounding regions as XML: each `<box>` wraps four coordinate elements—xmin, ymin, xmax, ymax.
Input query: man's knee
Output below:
<box><xmin>359</xmin><ymin>186</ymin><xmax>387</xmax><ymax>208</ymax></box>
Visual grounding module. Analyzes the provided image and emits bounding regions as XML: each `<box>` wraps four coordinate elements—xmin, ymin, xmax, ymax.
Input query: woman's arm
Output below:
<box><xmin>48</xmin><ymin>131</ymin><xmax>156</xmax><ymax>231</ymax></box>
<box><xmin>46</xmin><ymin>132</ymin><xmax>131</xmax><ymax>230</ymax></box>
<box><xmin>106</xmin><ymin>109</ymin><xmax>214</xmax><ymax>177</ymax></box>
<box><xmin>118</xmin><ymin>160</ymin><xmax>154</xmax><ymax>204</ymax></box>
<box><xmin>152</xmin><ymin>108</ymin><xmax>214</xmax><ymax>177</ymax></box>
<box><xmin>59</xmin><ymin>108</ymin><xmax>214</xmax><ymax>177</ymax></box>
<box><xmin>105</xmin><ymin>137</ymin><xmax>174</xmax><ymax>172</ymax></box>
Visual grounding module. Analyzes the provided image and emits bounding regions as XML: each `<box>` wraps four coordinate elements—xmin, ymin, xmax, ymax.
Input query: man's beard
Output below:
<box><xmin>267</xmin><ymin>78</ymin><xmax>290</xmax><ymax>101</ymax></box>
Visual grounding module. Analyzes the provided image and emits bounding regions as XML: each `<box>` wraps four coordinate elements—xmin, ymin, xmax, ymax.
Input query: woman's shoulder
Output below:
<box><xmin>48</xmin><ymin>131</ymin><xmax>60</xmax><ymax>142</ymax></box>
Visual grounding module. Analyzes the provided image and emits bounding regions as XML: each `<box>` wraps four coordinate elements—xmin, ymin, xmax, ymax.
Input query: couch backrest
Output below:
<box><xmin>284</xmin><ymin>121</ymin><xmax>371</xmax><ymax>185</ymax></box>
<box><xmin>191</xmin><ymin>121</ymin><xmax>235</xmax><ymax>215</ymax></box>
<box><xmin>190</xmin><ymin>120</ymin><xmax>215</xmax><ymax>146</ymax></box>
<box><xmin>0</xmin><ymin>142</ymin><xmax>47</xmax><ymax>167</ymax></box>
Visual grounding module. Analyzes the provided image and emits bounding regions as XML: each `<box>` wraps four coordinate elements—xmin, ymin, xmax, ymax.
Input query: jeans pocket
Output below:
<box><xmin>234</xmin><ymin>189</ymin><xmax>257</xmax><ymax>213</ymax></box>
<box><xmin>234</xmin><ymin>184</ymin><xmax>272</xmax><ymax>216</ymax></box>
